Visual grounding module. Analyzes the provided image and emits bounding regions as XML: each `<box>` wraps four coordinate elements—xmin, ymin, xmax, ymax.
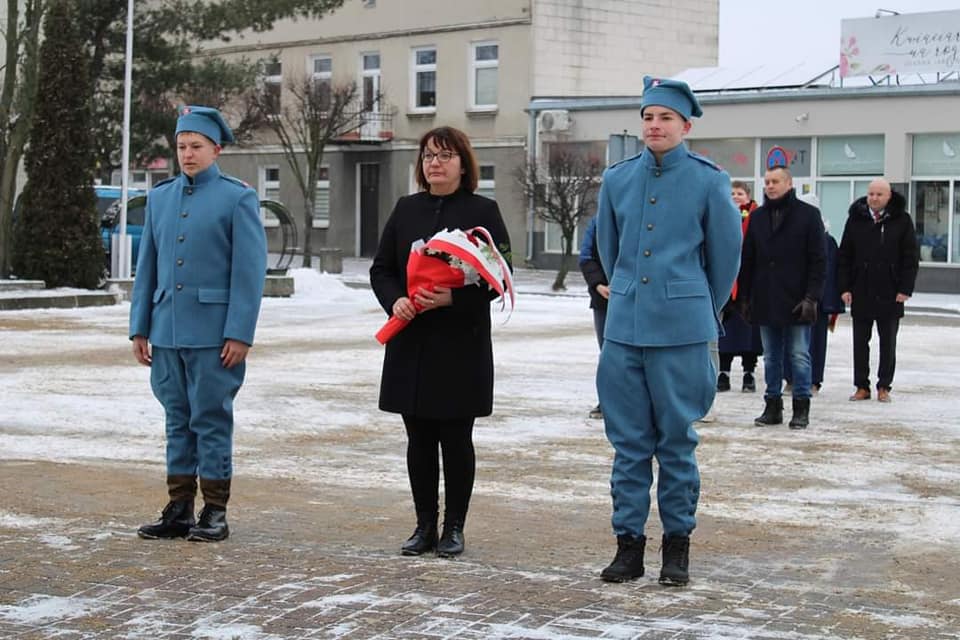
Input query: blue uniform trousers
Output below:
<box><xmin>150</xmin><ymin>347</ymin><xmax>245</xmax><ymax>481</ymax></box>
<box><xmin>597</xmin><ymin>340</ymin><xmax>714</xmax><ymax>538</ymax></box>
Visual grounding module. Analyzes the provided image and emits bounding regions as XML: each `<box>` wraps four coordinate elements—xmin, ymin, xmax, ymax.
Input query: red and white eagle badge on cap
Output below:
<box><xmin>181</xmin><ymin>106</ymin><xmax>191</xmax><ymax>114</ymax></box>
<box><xmin>651</xmin><ymin>78</ymin><xmax>661</xmax><ymax>86</ymax></box>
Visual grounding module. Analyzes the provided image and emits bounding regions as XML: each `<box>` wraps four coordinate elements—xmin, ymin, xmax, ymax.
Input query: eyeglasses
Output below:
<box><xmin>422</xmin><ymin>151</ymin><xmax>458</xmax><ymax>163</ymax></box>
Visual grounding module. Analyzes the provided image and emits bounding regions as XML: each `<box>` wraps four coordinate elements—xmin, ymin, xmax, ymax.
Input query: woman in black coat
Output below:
<box><xmin>369</xmin><ymin>126</ymin><xmax>511</xmax><ymax>559</ymax></box>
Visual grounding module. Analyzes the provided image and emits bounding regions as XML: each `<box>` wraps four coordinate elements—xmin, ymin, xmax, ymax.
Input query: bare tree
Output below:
<box><xmin>248</xmin><ymin>72</ymin><xmax>374</xmax><ymax>269</ymax></box>
<box><xmin>0</xmin><ymin>0</ymin><xmax>46</xmax><ymax>277</ymax></box>
<box><xmin>516</xmin><ymin>149</ymin><xmax>603</xmax><ymax>290</ymax></box>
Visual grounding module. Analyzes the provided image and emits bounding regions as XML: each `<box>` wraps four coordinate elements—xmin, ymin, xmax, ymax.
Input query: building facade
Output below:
<box><xmin>528</xmin><ymin>70</ymin><xmax>960</xmax><ymax>292</ymax></box>
<box><xmin>196</xmin><ymin>0</ymin><xmax>718</xmax><ymax>263</ymax></box>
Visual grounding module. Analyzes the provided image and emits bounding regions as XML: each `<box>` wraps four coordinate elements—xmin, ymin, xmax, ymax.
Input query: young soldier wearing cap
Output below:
<box><xmin>595</xmin><ymin>76</ymin><xmax>741</xmax><ymax>585</ymax></box>
<box><xmin>130</xmin><ymin>105</ymin><xmax>267</xmax><ymax>542</ymax></box>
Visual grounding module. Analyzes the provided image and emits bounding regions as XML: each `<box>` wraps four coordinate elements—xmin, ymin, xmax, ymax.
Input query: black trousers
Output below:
<box><xmin>402</xmin><ymin>415</ymin><xmax>476</xmax><ymax>525</ymax></box>
<box><xmin>852</xmin><ymin>315</ymin><xmax>900</xmax><ymax>390</ymax></box>
<box><xmin>719</xmin><ymin>352</ymin><xmax>758</xmax><ymax>373</ymax></box>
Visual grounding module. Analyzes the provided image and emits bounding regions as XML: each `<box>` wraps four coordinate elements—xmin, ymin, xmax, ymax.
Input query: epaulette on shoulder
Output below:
<box><xmin>152</xmin><ymin>176</ymin><xmax>177</xmax><ymax>188</ymax></box>
<box><xmin>220</xmin><ymin>173</ymin><xmax>253</xmax><ymax>189</ymax></box>
<box><xmin>688</xmin><ymin>151</ymin><xmax>722</xmax><ymax>171</ymax></box>
<box><xmin>606</xmin><ymin>151</ymin><xmax>644</xmax><ymax>172</ymax></box>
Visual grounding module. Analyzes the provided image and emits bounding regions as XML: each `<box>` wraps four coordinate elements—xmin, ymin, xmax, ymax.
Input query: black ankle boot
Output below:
<box><xmin>437</xmin><ymin>520</ymin><xmax>465</xmax><ymax>558</ymax></box>
<box><xmin>138</xmin><ymin>500</ymin><xmax>195</xmax><ymax>539</ymax></box>
<box><xmin>754</xmin><ymin>396</ymin><xmax>783</xmax><ymax>426</ymax></box>
<box><xmin>716</xmin><ymin>372</ymin><xmax>731</xmax><ymax>392</ymax></box>
<box><xmin>659</xmin><ymin>535</ymin><xmax>690</xmax><ymax>586</ymax></box>
<box><xmin>789</xmin><ymin>397</ymin><xmax>810</xmax><ymax>429</ymax></box>
<box><xmin>742</xmin><ymin>371</ymin><xmax>756</xmax><ymax>392</ymax></box>
<box><xmin>401</xmin><ymin>519</ymin><xmax>438</xmax><ymax>556</ymax></box>
<box><xmin>186</xmin><ymin>505</ymin><xmax>229</xmax><ymax>542</ymax></box>
<box><xmin>600</xmin><ymin>534</ymin><xmax>646</xmax><ymax>582</ymax></box>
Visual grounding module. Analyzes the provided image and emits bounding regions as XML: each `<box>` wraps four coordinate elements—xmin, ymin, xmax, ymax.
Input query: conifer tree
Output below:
<box><xmin>13</xmin><ymin>0</ymin><xmax>104</xmax><ymax>288</ymax></box>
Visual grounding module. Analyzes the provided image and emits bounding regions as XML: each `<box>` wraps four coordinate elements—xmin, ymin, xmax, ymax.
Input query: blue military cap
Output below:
<box><xmin>175</xmin><ymin>105</ymin><xmax>236</xmax><ymax>145</ymax></box>
<box><xmin>640</xmin><ymin>76</ymin><xmax>703</xmax><ymax>120</ymax></box>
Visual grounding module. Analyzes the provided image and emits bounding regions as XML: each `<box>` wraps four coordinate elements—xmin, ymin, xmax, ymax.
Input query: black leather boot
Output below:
<box><xmin>436</xmin><ymin>520</ymin><xmax>465</xmax><ymax>558</ymax></box>
<box><xmin>401</xmin><ymin>517</ymin><xmax>438</xmax><ymax>556</ymax></box>
<box><xmin>186</xmin><ymin>505</ymin><xmax>229</xmax><ymax>542</ymax></box>
<box><xmin>716</xmin><ymin>372</ymin><xmax>731</xmax><ymax>392</ymax></box>
<box><xmin>789</xmin><ymin>397</ymin><xmax>810</xmax><ymax>429</ymax></box>
<box><xmin>658</xmin><ymin>535</ymin><xmax>690</xmax><ymax>586</ymax></box>
<box><xmin>754</xmin><ymin>396</ymin><xmax>783</xmax><ymax>426</ymax></box>
<box><xmin>137</xmin><ymin>500</ymin><xmax>195</xmax><ymax>539</ymax></box>
<box><xmin>600</xmin><ymin>534</ymin><xmax>646</xmax><ymax>582</ymax></box>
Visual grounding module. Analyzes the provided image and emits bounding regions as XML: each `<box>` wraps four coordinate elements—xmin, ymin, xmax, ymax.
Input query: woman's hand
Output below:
<box><xmin>414</xmin><ymin>286</ymin><xmax>452</xmax><ymax>311</ymax></box>
<box><xmin>392</xmin><ymin>296</ymin><xmax>418</xmax><ymax>321</ymax></box>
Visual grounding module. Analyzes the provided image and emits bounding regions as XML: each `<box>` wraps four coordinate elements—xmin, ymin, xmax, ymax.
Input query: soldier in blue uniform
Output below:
<box><xmin>130</xmin><ymin>105</ymin><xmax>267</xmax><ymax>542</ymax></box>
<box><xmin>595</xmin><ymin>77</ymin><xmax>741</xmax><ymax>586</ymax></box>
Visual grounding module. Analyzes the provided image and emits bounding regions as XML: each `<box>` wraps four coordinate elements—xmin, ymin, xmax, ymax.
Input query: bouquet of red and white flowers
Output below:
<box><xmin>375</xmin><ymin>226</ymin><xmax>515</xmax><ymax>345</ymax></box>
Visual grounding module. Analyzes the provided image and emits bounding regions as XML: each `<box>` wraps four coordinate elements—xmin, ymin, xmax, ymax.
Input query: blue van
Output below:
<box><xmin>97</xmin><ymin>185</ymin><xmax>146</xmax><ymax>273</ymax></box>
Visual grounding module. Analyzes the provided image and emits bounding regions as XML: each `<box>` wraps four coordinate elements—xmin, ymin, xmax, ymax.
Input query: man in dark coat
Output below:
<box><xmin>837</xmin><ymin>179</ymin><xmax>919</xmax><ymax>403</ymax></box>
<box><xmin>737</xmin><ymin>166</ymin><xmax>825</xmax><ymax>429</ymax></box>
<box><xmin>579</xmin><ymin>216</ymin><xmax>608</xmax><ymax>419</ymax></box>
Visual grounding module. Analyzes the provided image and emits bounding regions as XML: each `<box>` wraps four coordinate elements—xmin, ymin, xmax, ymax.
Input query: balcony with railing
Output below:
<box><xmin>337</xmin><ymin>107</ymin><xmax>396</xmax><ymax>143</ymax></box>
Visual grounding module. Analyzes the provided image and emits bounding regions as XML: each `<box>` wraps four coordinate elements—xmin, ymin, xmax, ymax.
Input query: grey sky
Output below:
<box><xmin>719</xmin><ymin>0</ymin><xmax>960</xmax><ymax>68</ymax></box>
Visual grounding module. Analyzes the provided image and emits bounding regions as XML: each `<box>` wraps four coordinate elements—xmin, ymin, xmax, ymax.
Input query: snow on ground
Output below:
<box><xmin>1</xmin><ymin>268</ymin><xmax>960</xmax><ymax>549</ymax></box>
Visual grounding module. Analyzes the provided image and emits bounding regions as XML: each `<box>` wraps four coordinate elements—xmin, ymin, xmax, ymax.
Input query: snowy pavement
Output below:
<box><xmin>0</xmin><ymin>268</ymin><xmax>958</xmax><ymax>639</ymax></box>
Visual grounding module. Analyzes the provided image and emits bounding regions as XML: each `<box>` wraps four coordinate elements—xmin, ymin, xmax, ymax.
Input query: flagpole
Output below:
<box><xmin>117</xmin><ymin>0</ymin><xmax>134</xmax><ymax>278</ymax></box>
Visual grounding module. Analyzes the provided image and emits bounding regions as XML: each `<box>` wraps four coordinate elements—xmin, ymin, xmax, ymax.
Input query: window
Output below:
<box><xmin>262</xmin><ymin>60</ymin><xmax>282</xmax><ymax>116</ymax></box>
<box><xmin>913</xmin><ymin>181</ymin><xmax>951</xmax><ymax>263</ymax></box>
<box><xmin>760</xmin><ymin>137</ymin><xmax>811</xmax><ymax>176</ymax></box>
<box><xmin>313</xmin><ymin>166</ymin><xmax>330</xmax><ymax>228</ymax></box>
<box><xmin>470</xmin><ymin>42</ymin><xmax>498</xmax><ymax>109</ymax></box>
<box><xmin>259</xmin><ymin>166</ymin><xmax>280</xmax><ymax>226</ymax></box>
<box><xmin>477</xmin><ymin>164</ymin><xmax>495</xmax><ymax>200</ymax></box>
<box><xmin>361</xmin><ymin>0</ymin><xmax>375</xmax><ymax>6</ymax></box>
<box><xmin>912</xmin><ymin>134</ymin><xmax>960</xmax><ymax>264</ymax></box>
<box><xmin>544</xmin><ymin>221</ymin><xmax>578</xmax><ymax>254</ymax></box>
<box><xmin>411</xmin><ymin>47</ymin><xmax>437</xmax><ymax>111</ymax></box>
<box><xmin>688</xmin><ymin>138</ymin><xmax>755</xmax><ymax>177</ymax></box>
<box><xmin>815</xmin><ymin>180</ymin><xmax>873</xmax><ymax>238</ymax></box>
<box><xmin>818</xmin><ymin>135</ymin><xmax>884</xmax><ymax>175</ymax></box>
<box><xmin>310</xmin><ymin>55</ymin><xmax>332</xmax><ymax>111</ymax></box>
<box><xmin>361</xmin><ymin>53</ymin><xmax>381</xmax><ymax>112</ymax></box>
<box><xmin>913</xmin><ymin>134</ymin><xmax>960</xmax><ymax>176</ymax></box>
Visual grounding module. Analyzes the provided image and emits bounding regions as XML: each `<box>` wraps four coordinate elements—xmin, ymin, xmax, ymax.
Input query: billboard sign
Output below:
<box><xmin>840</xmin><ymin>10</ymin><xmax>960</xmax><ymax>77</ymax></box>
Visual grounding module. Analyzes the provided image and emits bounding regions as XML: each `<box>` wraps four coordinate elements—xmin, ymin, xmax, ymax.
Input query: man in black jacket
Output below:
<box><xmin>737</xmin><ymin>166</ymin><xmax>825</xmax><ymax>429</ymax></box>
<box><xmin>837</xmin><ymin>179</ymin><xmax>919</xmax><ymax>403</ymax></box>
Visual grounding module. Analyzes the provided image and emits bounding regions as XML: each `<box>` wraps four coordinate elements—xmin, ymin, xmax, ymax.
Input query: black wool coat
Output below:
<box><xmin>737</xmin><ymin>189</ymin><xmax>826</xmax><ymax>327</ymax></box>
<box><xmin>369</xmin><ymin>189</ymin><xmax>512</xmax><ymax>419</ymax></box>
<box><xmin>837</xmin><ymin>191</ymin><xmax>919</xmax><ymax>319</ymax></box>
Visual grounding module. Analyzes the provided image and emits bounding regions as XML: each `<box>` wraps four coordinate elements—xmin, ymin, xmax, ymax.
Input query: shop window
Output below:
<box><xmin>913</xmin><ymin>181</ymin><xmax>950</xmax><ymax>263</ymax></box>
<box><xmin>818</xmin><ymin>135</ymin><xmax>884</xmax><ymax>175</ymax></box>
<box><xmin>913</xmin><ymin>134</ymin><xmax>960</xmax><ymax>176</ymax></box>
<box><xmin>688</xmin><ymin>138</ymin><xmax>755</xmax><ymax>176</ymax></box>
<box><xmin>760</xmin><ymin>137</ymin><xmax>811</xmax><ymax>176</ymax></box>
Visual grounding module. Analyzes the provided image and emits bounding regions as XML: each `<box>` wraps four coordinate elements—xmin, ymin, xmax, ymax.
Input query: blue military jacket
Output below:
<box><xmin>596</xmin><ymin>144</ymin><xmax>741</xmax><ymax>347</ymax></box>
<box><xmin>129</xmin><ymin>164</ymin><xmax>267</xmax><ymax>348</ymax></box>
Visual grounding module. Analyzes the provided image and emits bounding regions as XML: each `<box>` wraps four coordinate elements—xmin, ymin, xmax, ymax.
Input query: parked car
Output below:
<box><xmin>97</xmin><ymin>185</ymin><xmax>146</xmax><ymax>274</ymax></box>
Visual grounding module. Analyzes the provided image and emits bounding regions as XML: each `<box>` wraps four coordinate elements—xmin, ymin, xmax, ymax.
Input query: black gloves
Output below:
<box><xmin>792</xmin><ymin>297</ymin><xmax>818</xmax><ymax>324</ymax></box>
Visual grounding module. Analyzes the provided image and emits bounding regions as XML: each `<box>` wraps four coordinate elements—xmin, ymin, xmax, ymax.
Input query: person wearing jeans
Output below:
<box><xmin>736</xmin><ymin>166</ymin><xmax>825</xmax><ymax>429</ymax></box>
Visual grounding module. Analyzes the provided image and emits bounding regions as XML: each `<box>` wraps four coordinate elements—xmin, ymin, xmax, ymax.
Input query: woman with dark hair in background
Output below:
<box><xmin>717</xmin><ymin>180</ymin><xmax>762</xmax><ymax>393</ymax></box>
<box><xmin>370</xmin><ymin>126</ymin><xmax>512</xmax><ymax>558</ymax></box>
